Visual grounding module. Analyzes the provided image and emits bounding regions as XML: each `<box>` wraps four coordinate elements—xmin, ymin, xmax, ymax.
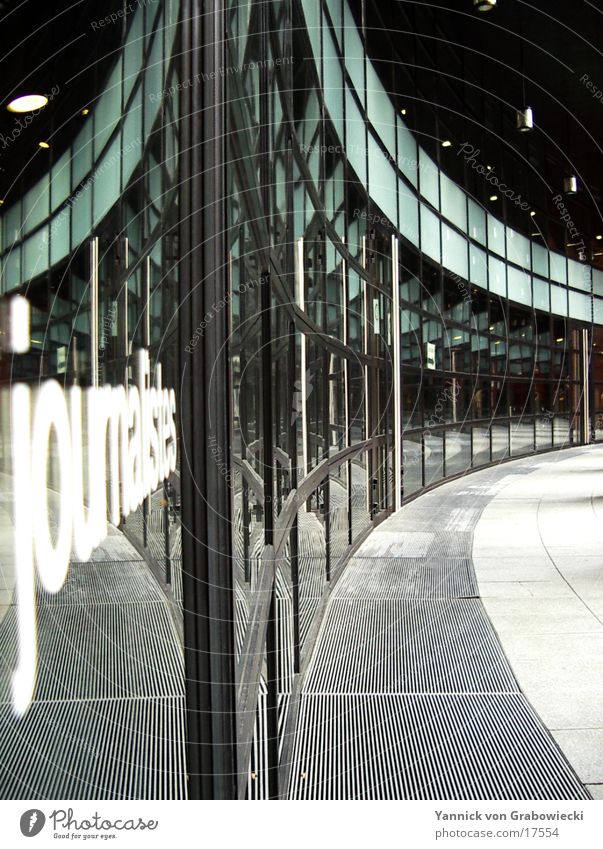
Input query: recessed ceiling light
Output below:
<box><xmin>400</xmin><ymin>108</ymin><xmax>407</xmax><ymax>116</ymax></box>
<box><xmin>486</xmin><ymin>165</ymin><xmax>492</xmax><ymax>171</ymax></box>
<box><xmin>7</xmin><ymin>94</ymin><xmax>48</xmax><ymax>113</ymax></box>
<box><xmin>474</xmin><ymin>0</ymin><xmax>497</xmax><ymax>10</ymax></box>
<box><xmin>530</xmin><ymin>211</ymin><xmax>536</xmax><ymax>216</ymax></box>
<box><xmin>81</xmin><ymin>108</ymin><xmax>90</xmax><ymax>116</ymax></box>
<box><xmin>596</xmin><ymin>235</ymin><xmax>603</xmax><ymax>241</ymax></box>
<box><xmin>0</xmin><ymin>199</ymin><xmax>4</xmax><ymax>206</ymax></box>
<box><xmin>38</xmin><ymin>141</ymin><xmax>50</xmax><ymax>149</ymax></box>
<box><xmin>488</xmin><ymin>325</ymin><xmax>494</xmax><ymax>331</ymax></box>
<box><xmin>441</xmin><ymin>139</ymin><xmax>452</xmax><ymax>148</ymax></box>
<box><xmin>489</xmin><ymin>194</ymin><xmax>498</xmax><ymax>201</ymax></box>
<box><xmin>556</xmin><ymin>338</ymin><xmax>564</xmax><ymax>343</ymax></box>
<box><xmin>531</xmin><ymin>232</ymin><xmax>540</xmax><ymax>237</ymax></box>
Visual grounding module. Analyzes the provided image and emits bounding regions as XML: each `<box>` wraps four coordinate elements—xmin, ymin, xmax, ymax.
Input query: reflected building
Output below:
<box><xmin>0</xmin><ymin>0</ymin><xmax>601</xmax><ymax>799</ymax></box>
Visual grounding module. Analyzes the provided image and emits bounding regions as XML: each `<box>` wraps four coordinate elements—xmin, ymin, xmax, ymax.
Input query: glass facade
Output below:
<box><xmin>0</xmin><ymin>0</ymin><xmax>599</xmax><ymax>800</ymax></box>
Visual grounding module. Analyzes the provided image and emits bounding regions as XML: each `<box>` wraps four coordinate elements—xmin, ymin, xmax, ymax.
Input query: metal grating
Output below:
<box><xmin>286</xmin><ymin>456</ymin><xmax>589</xmax><ymax>799</ymax></box>
<box><xmin>287</xmin><ymin>694</ymin><xmax>589</xmax><ymax>800</ymax></box>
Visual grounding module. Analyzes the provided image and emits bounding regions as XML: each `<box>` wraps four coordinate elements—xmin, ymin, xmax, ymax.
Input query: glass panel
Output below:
<box><xmin>51</xmin><ymin>150</ymin><xmax>71</xmax><ymax>211</ymax></box>
<box><xmin>535</xmin><ymin>414</ymin><xmax>553</xmax><ymax>450</ymax></box>
<box><xmin>71</xmin><ymin>184</ymin><xmax>92</xmax><ymax>247</ymax></box>
<box><xmin>472</xmin><ymin>425</ymin><xmax>490</xmax><ymax>466</ymax></box>
<box><xmin>594</xmin><ymin>269</ymin><xmax>603</xmax><ymax>297</ymax></box>
<box><xmin>345</xmin><ymin>88</ymin><xmax>367</xmax><ymax>185</ymax></box>
<box><xmin>551</xmin><ymin>284</ymin><xmax>568</xmax><ymax>316</ymax></box>
<box><xmin>2</xmin><ymin>246</ymin><xmax>21</xmax><ymax>291</ymax></box>
<box><xmin>72</xmin><ymin>117</ymin><xmax>93</xmax><ymax>187</ymax></box>
<box><xmin>397</xmin><ymin>117</ymin><xmax>418</xmax><ymax>187</ymax></box>
<box><xmin>469</xmin><ymin>244</ymin><xmax>487</xmax><ymax>287</ymax></box>
<box><xmin>533</xmin><ymin>277</ymin><xmax>550</xmax><ymax>311</ymax></box>
<box><xmin>491</xmin><ymin>422</ymin><xmax>509</xmax><ymax>461</ymax></box>
<box><xmin>468</xmin><ymin>199</ymin><xmax>486</xmax><ymax>244</ymax></box>
<box><xmin>424</xmin><ymin>431</ymin><xmax>444</xmax><ymax>485</ymax></box>
<box><xmin>4</xmin><ymin>199</ymin><xmax>22</xmax><ymax>246</ymax></box>
<box><xmin>328</xmin><ymin>464</ymin><xmax>349</xmax><ymax>570</ymax></box>
<box><xmin>23</xmin><ymin>175</ymin><xmax>50</xmax><ymax>231</ymax></box>
<box><xmin>440</xmin><ymin>171</ymin><xmax>467</xmax><ymax>231</ymax></box>
<box><xmin>344</xmin><ymin>3</ymin><xmax>364</xmax><ymax>96</ymax></box>
<box><xmin>323</xmin><ymin>27</ymin><xmax>344</xmax><ymax>138</ymax></box>
<box><xmin>94</xmin><ymin>59</ymin><xmax>123</xmax><ymax>158</ymax></box>
<box><xmin>402</xmin><ymin>434</ymin><xmax>423</xmax><ymax>496</ymax></box>
<box><xmin>445</xmin><ymin>426</ymin><xmax>471</xmax><ymax>477</ymax></box>
<box><xmin>368</xmin><ymin>134</ymin><xmax>397</xmax><ymax>227</ymax></box>
<box><xmin>350</xmin><ymin>453</ymin><xmax>371</xmax><ymax>542</ymax></box>
<box><xmin>506</xmin><ymin>227</ymin><xmax>530</xmax><ymax>269</ymax></box>
<box><xmin>487</xmin><ymin>214</ymin><xmax>505</xmax><ymax>256</ymax></box>
<box><xmin>568</xmin><ymin>258</ymin><xmax>591</xmax><ymax>292</ymax></box>
<box><xmin>144</xmin><ymin>20</ymin><xmax>163</xmax><ymax>136</ymax></box>
<box><xmin>398</xmin><ymin>180</ymin><xmax>419</xmax><ymax>245</ymax></box>
<box><xmin>122</xmin><ymin>88</ymin><xmax>143</xmax><ymax>187</ymax></box>
<box><xmin>532</xmin><ymin>242</ymin><xmax>549</xmax><ymax>277</ymax></box>
<box><xmin>366</xmin><ymin>63</ymin><xmax>395</xmax><ymax>152</ymax></box>
<box><xmin>420</xmin><ymin>204</ymin><xmax>440</xmax><ymax>263</ymax></box>
<box><xmin>326</xmin><ymin>0</ymin><xmax>342</xmax><ymax>48</ymax></box>
<box><xmin>550</xmin><ymin>251</ymin><xmax>567</xmax><ymax>284</ymax></box>
<box><xmin>419</xmin><ymin>148</ymin><xmax>439</xmax><ymax>208</ymax></box>
<box><xmin>441</xmin><ymin>223</ymin><xmax>468</xmax><ymax>278</ymax></box>
<box><xmin>93</xmin><ymin>134</ymin><xmax>121</xmax><ymax>225</ymax></box>
<box><xmin>488</xmin><ymin>255</ymin><xmax>506</xmax><ymax>296</ymax></box>
<box><xmin>50</xmin><ymin>206</ymin><xmax>70</xmax><ymax>265</ymax></box>
<box><xmin>569</xmin><ymin>290</ymin><xmax>591</xmax><ymax>322</ymax></box>
<box><xmin>124</xmin><ymin>6</ymin><xmax>144</xmax><ymax>101</ymax></box>
<box><xmin>23</xmin><ymin>227</ymin><xmax>48</xmax><ymax>280</ymax></box>
<box><xmin>507</xmin><ymin>267</ymin><xmax>531</xmax><ymax>307</ymax></box>
<box><xmin>510</xmin><ymin>419</ymin><xmax>534</xmax><ymax>455</ymax></box>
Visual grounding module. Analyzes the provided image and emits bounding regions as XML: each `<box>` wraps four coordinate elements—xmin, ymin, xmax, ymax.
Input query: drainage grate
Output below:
<box><xmin>288</xmin><ymin>693</ymin><xmax>589</xmax><ymax>800</ymax></box>
<box><xmin>336</xmin><ymin>558</ymin><xmax>478</xmax><ymax>600</ymax></box>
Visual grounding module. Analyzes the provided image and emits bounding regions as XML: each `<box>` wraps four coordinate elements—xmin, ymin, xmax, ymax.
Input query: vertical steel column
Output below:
<box><xmin>90</xmin><ymin>237</ymin><xmax>99</xmax><ymax>388</ymax></box>
<box><xmin>391</xmin><ymin>235</ymin><xmax>402</xmax><ymax>511</ymax></box>
<box><xmin>179</xmin><ymin>0</ymin><xmax>238</xmax><ymax>799</ymax></box>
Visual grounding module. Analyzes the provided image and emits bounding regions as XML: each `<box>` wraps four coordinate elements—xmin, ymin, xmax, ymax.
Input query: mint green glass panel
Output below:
<box><xmin>303</xmin><ymin>0</ymin><xmax>321</xmax><ymax>65</ymax></box>
<box><xmin>4</xmin><ymin>201</ymin><xmax>22</xmax><ymax>248</ymax></box>
<box><xmin>469</xmin><ymin>244</ymin><xmax>487</xmax><ymax>287</ymax></box>
<box><xmin>533</xmin><ymin>277</ymin><xmax>550</xmax><ymax>312</ymax></box>
<box><xmin>396</xmin><ymin>117</ymin><xmax>418</xmax><ymax>188</ymax></box>
<box><xmin>94</xmin><ymin>59</ymin><xmax>123</xmax><ymax>158</ymax></box>
<box><xmin>568</xmin><ymin>258</ymin><xmax>591</xmax><ymax>292</ymax></box>
<box><xmin>23</xmin><ymin>226</ymin><xmax>48</xmax><ymax>280</ymax></box>
<box><xmin>72</xmin><ymin>118</ymin><xmax>93</xmax><ymax>188</ymax></box>
<box><xmin>345</xmin><ymin>88</ymin><xmax>367</xmax><ymax>184</ymax></box>
<box><xmin>569</xmin><ymin>290</ymin><xmax>591</xmax><ymax>321</ymax></box>
<box><xmin>93</xmin><ymin>135</ymin><xmax>121</xmax><ymax>226</ymax></box>
<box><xmin>550</xmin><ymin>251</ymin><xmax>567</xmax><ymax>284</ymax></box>
<box><xmin>50</xmin><ymin>207</ymin><xmax>70</xmax><ymax>266</ymax></box>
<box><xmin>344</xmin><ymin>2</ymin><xmax>364</xmax><ymax>97</ymax></box>
<box><xmin>368</xmin><ymin>133</ymin><xmax>397</xmax><ymax>226</ymax></box>
<box><xmin>51</xmin><ymin>150</ymin><xmax>71</xmax><ymax>211</ymax></box>
<box><xmin>366</xmin><ymin>63</ymin><xmax>395</xmax><ymax>153</ymax></box>
<box><xmin>327</xmin><ymin>0</ymin><xmax>343</xmax><ymax>49</ymax></box>
<box><xmin>122</xmin><ymin>88</ymin><xmax>143</xmax><ymax>188</ymax></box>
<box><xmin>507</xmin><ymin>267</ymin><xmax>531</xmax><ymax>307</ymax></box>
<box><xmin>420</xmin><ymin>204</ymin><xmax>440</xmax><ymax>263</ymax></box>
<box><xmin>594</xmin><ymin>269</ymin><xmax>603</xmax><ymax>297</ymax></box>
<box><xmin>531</xmin><ymin>242</ymin><xmax>548</xmax><ymax>278</ymax></box>
<box><xmin>441</xmin><ymin>223</ymin><xmax>468</xmax><ymax>278</ymax></box>
<box><xmin>488</xmin><ymin>255</ymin><xmax>506</xmax><ymax>296</ymax></box>
<box><xmin>398</xmin><ymin>179</ymin><xmax>418</xmax><ymax>245</ymax></box>
<box><xmin>487</xmin><ymin>214</ymin><xmax>505</xmax><ymax>257</ymax></box>
<box><xmin>2</xmin><ymin>247</ymin><xmax>21</xmax><ymax>291</ymax></box>
<box><xmin>323</xmin><ymin>26</ymin><xmax>344</xmax><ymax>138</ymax></box>
<box><xmin>594</xmin><ymin>298</ymin><xmax>603</xmax><ymax>324</ymax></box>
<box><xmin>24</xmin><ymin>175</ymin><xmax>50</xmax><ymax>232</ymax></box>
<box><xmin>144</xmin><ymin>18</ymin><xmax>163</xmax><ymax>136</ymax></box>
<box><xmin>440</xmin><ymin>171</ymin><xmax>467</xmax><ymax>231</ymax></box>
<box><xmin>468</xmin><ymin>199</ymin><xmax>486</xmax><ymax>244</ymax></box>
<box><xmin>550</xmin><ymin>283</ymin><xmax>568</xmax><ymax>316</ymax></box>
<box><xmin>506</xmin><ymin>227</ymin><xmax>530</xmax><ymax>269</ymax></box>
<box><xmin>71</xmin><ymin>184</ymin><xmax>92</xmax><ymax>247</ymax></box>
<box><xmin>418</xmin><ymin>148</ymin><xmax>439</xmax><ymax>208</ymax></box>
<box><xmin>123</xmin><ymin>6</ymin><xmax>144</xmax><ymax>101</ymax></box>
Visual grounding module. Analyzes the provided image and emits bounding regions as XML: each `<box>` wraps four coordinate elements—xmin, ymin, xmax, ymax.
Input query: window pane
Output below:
<box><xmin>441</xmin><ymin>223</ymin><xmax>468</xmax><ymax>278</ymax></box>
<box><xmin>420</xmin><ymin>204</ymin><xmax>440</xmax><ymax>263</ymax></box>
<box><xmin>440</xmin><ymin>171</ymin><xmax>467</xmax><ymax>231</ymax></box>
<box><xmin>487</xmin><ymin>214</ymin><xmax>505</xmax><ymax>256</ymax></box>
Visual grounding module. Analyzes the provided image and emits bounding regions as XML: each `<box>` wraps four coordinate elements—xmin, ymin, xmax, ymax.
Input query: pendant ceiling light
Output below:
<box><xmin>474</xmin><ymin>0</ymin><xmax>497</xmax><ymax>10</ymax></box>
<box><xmin>563</xmin><ymin>175</ymin><xmax>578</xmax><ymax>195</ymax></box>
<box><xmin>516</xmin><ymin>106</ymin><xmax>533</xmax><ymax>132</ymax></box>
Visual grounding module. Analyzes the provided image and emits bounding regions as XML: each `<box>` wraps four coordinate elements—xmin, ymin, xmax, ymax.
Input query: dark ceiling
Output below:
<box><xmin>361</xmin><ymin>0</ymin><xmax>603</xmax><ymax>242</ymax></box>
<box><xmin>0</xmin><ymin>0</ymin><xmax>122</xmax><ymax>204</ymax></box>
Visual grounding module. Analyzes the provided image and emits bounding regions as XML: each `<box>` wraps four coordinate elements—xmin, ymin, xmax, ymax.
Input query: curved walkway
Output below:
<box><xmin>286</xmin><ymin>447</ymin><xmax>597</xmax><ymax>799</ymax></box>
<box><xmin>474</xmin><ymin>446</ymin><xmax>603</xmax><ymax>800</ymax></box>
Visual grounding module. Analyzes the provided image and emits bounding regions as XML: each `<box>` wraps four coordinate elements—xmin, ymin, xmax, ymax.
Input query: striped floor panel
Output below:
<box><xmin>286</xmin><ymin>458</ymin><xmax>590</xmax><ymax>799</ymax></box>
<box><xmin>0</xmin><ymin>550</ymin><xmax>187</xmax><ymax>799</ymax></box>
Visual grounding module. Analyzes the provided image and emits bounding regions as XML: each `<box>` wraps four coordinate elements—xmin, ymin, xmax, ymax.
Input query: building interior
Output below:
<box><xmin>0</xmin><ymin>0</ymin><xmax>602</xmax><ymax>800</ymax></box>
